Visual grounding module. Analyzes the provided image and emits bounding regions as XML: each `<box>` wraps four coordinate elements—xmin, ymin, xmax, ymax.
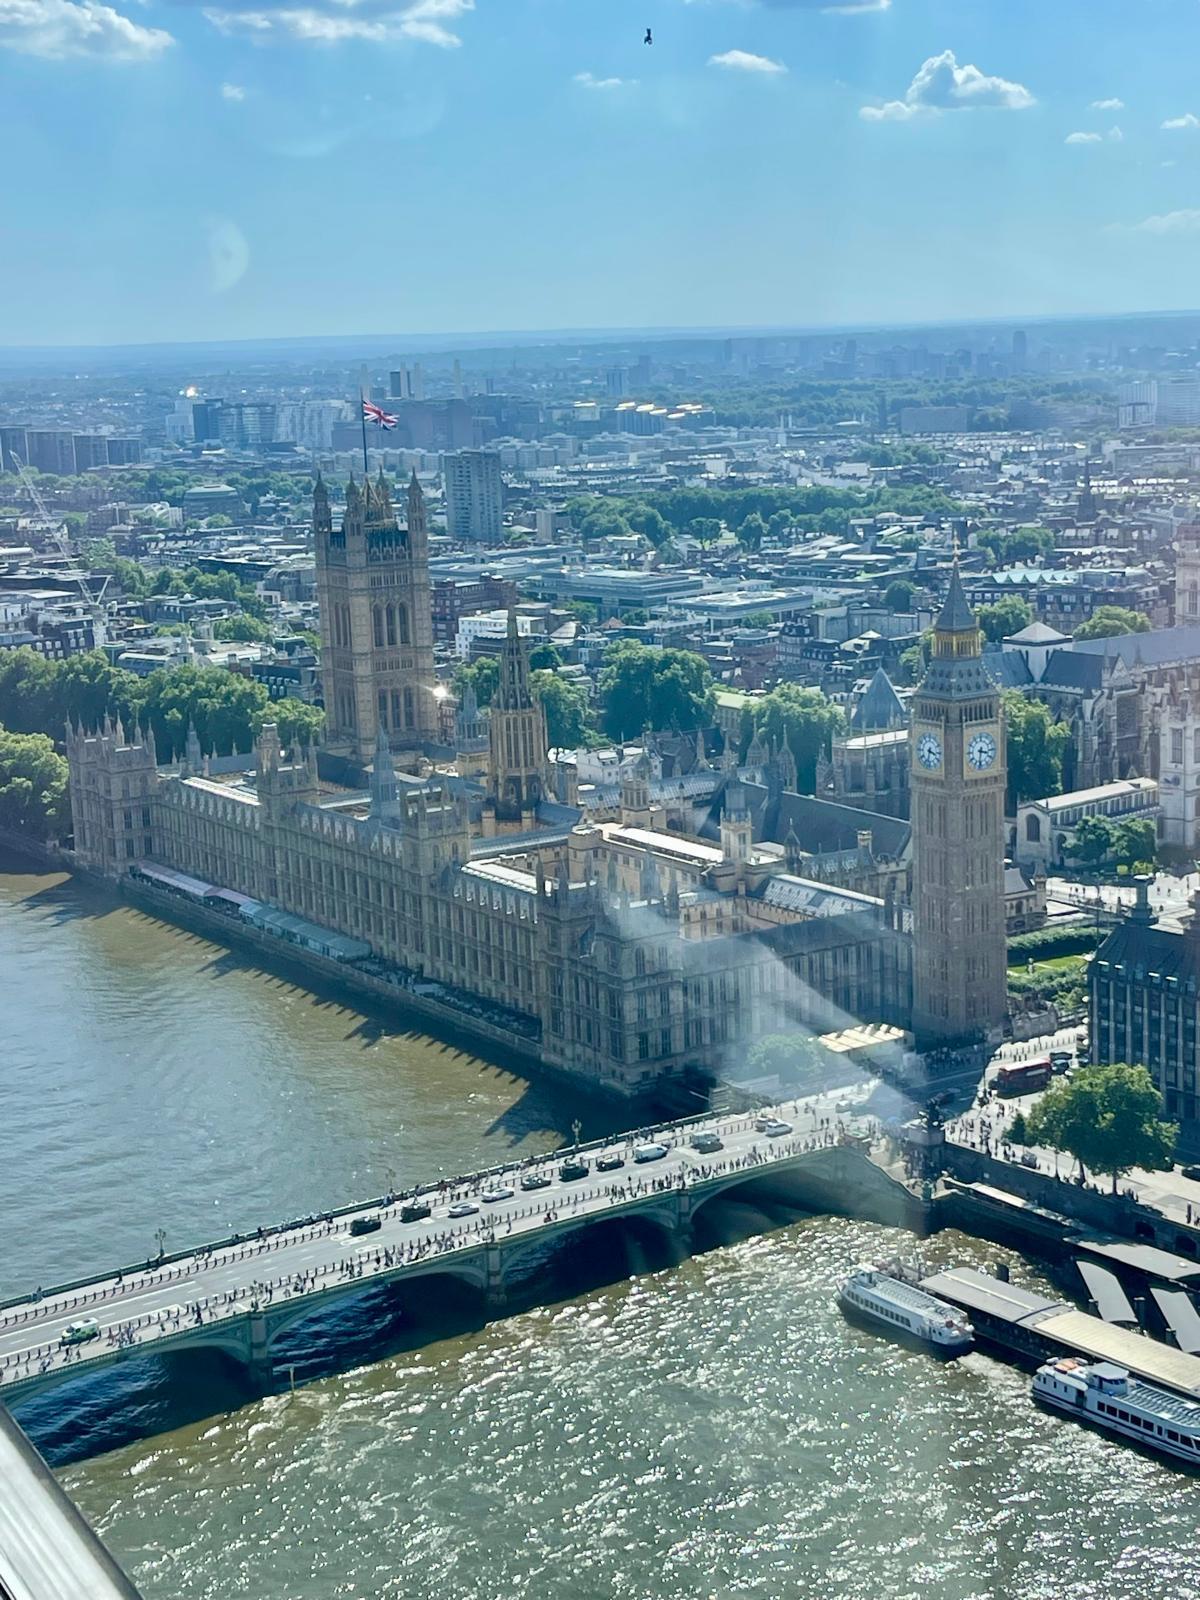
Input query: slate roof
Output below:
<box><xmin>936</xmin><ymin>562</ymin><xmax>977</xmax><ymax>633</ymax></box>
<box><xmin>718</xmin><ymin>782</ymin><xmax>912</xmax><ymax>859</ymax></box>
<box><xmin>1092</xmin><ymin>919</ymin><xmax>1200</xmax><ymax>984</ymax></box>
<box><xmin>850</xmin><ymin>666</ymin><xmax>907</xmax><ymax>733</ymax></box>
<box><xmin>1006</xmin><ymin>621</ymin><xmax>1072</xmax><ymax>645</ymax></box>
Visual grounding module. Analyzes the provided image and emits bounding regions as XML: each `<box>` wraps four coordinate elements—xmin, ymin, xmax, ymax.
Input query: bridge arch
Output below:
<box><xmin>504</xmin><ymin>1208</ymin><xmax>684</xmax><ymax>1303</ymax></box>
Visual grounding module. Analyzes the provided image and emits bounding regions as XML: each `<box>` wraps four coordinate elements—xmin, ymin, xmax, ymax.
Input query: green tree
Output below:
<box><xmin>0</xmin><ymin>726</ymin><xmax>68</xmax><ymax>839</ymax></box>
<box><xmin>528</xmin><ymin>642</ymin><xmax>562</xmax><ymax>671</ymax></box>
<box><xmin>565</xmin><ymin>600</ymin><xmax>597</xmax><ymax>625</ymax></box>
<box><xmin>453</xmin><ymin>656</ymin><xmax>501</xmax><ymax>710</ymax></box>
<box><xmin>1073</xmin><ymin>606</ymin><xmax>1152</xmax><ymax>641</ymax></box>
<box><xmin>747</xmin><ymin>684</ymin><xmax>844</xmax><ymax>794</ymax></box>
<box><xmin>530</xmin><ymin>670</ymin><xmax>595</xmax><ymax>750</ymax></box>
<box><xmin>1068</xmin><ymin>814</ymin><xmax>1116</xmax><ymax>868</ymax></box>
<box><xmin>745</xmin><ymin>1033</ymin><xmax>825</xmax><ymax>1090</ymax></box>
<box><xmin>598</xmin><ymin>640</ymin><xmax>714</xmax><ymax>739</ymax></box>
<box><xmin>687</xmin><ymin>517</ymin><xmax>722</xmax><ymax>551</ymax></box>
<box><xmin>203</xmin><ymin>513</ymin><xmax>233</xmax><ymax>529</ymax></box>
<box><xmin>265</xmin><ymin>699</ymin><xmax>325</xmax><ymax>750</ymax></box>
<box><xmin>899</xmin><ymin>629</ymin><xmax>933</xmax><ymax>684</ymax></box>
<box><xmin>739</xmin><ymin>611</ymin><xmax>777</xmax><ymax>630</ymax></box>
<box><xmin>1112</xmin><ymin>816</ymin><xmax>1157</xmax><ymax>872</ymax></box>
<box><xmin>213</xmin><ymin>614</ymin><xmax>274</xmax><ymax>644</ymax></box>
<box><xmin>137</xmin><ymin>664</ymin><xmax>270</xmax><ymax>759</ymax></box>
<box><xmin>1026</xmin><ymin>1062</ymin><xmax>1176</xmax><ymax>1192</ymax></box>
<box><xmin>883</xmin><ymin>579</ymin><xmax>916</xmax><ymax>613</ymax></box>
<box><xmin>977</xmin><ymin>596</ymin><xmax>1034</xmax><ymax>644</ymax></box>
<box><xmin>736</xmin><ymin>511</ymin><xmax>767</xmax><ymax>553</ymax></box>
<box><xmin>977</xmin><ymin>526</ymin><xmax>1056</xmax><ymax>566</ymax></box>
<box><xmin>626</xmin><ymin>506</ymin><xmax>671</xmax><ymax>547</ymax></box>
<box><xmin>1002</xmin><ymin>691</ymin><xmax>1072</xmax><ymax>808</ymax></box>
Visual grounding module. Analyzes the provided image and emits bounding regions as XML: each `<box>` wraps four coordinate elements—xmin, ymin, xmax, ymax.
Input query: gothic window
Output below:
<box><xmin>1190</xmin><ymin>584</ymin><xmax>1198</xmax><ymax>617</ymax></box>
<box><xmin>391</xmin><ymin>691</ymin><xmax>403</xmax><ymax>729</ymax></box>
<box><xmin>378</xmin><ymin>691</ymin><xmax>388</xmax><ymax>729</ymax></box>
<box><xmin>1173</xmin><ymin>729</ymin><xmax>1185</xmax><ymax>765</ymax></box>
<box><xmin>396</xmin><ymin>606</ymin><xmax>410</xmax><ymax>645</ymax></box>
<box><xmin>385</xmin><ymin>605</ymin><xmax>397</xmax><ymax>647</ymax></box>
<box><xmin>373</xmin><ymin>607</ymin><xmax>384</xmax><ymax>648</ymax></box>
<box><xmin>1194</xmin><ymin>728</ymin><xmax>1200</xmax><ymax>764</ymax></box>
<box><xmin>404</xmin><ymin>688</ymin><xmax>414</xmax><ymax>728</ymax></box>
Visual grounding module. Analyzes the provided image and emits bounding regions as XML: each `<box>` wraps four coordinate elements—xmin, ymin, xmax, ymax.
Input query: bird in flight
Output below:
<box><xmin>644</xmin><ymin>26</ymin><xmax>652</xmax><ymax>45</ymax></box>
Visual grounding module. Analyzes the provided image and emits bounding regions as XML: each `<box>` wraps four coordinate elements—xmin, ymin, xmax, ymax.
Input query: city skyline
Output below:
<box><xmin>5</xmin><ymin>0</ymin><xmax>1200</xmax><ymax>345</ymax></box>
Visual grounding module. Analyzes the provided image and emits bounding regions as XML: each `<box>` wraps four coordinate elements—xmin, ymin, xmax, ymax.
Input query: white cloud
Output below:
<box><xmin>860</xmin><ymin>48</ymin><xmax>1034</xmax><ymax>122</ymax></box>
<box><xmin>220</xmin><ymin>80</ymin><xmax>246</xmax><ymax>99</ymax></box>
<box><xmin>1091</xmin><ymin>97</ymin><xmax>1123</xmax><ymax>111</ymax></box>
<box><xmin>204</xmin><ymin>0</ymin><xmax>472</xmax><ymax>46</ymax></box>
<box><xmin>1107</xmin><ymin>124</ymin><xmax>1123</xmax><ymax>142</ymax></box>
<box><xmin>709</xmin><ymin>48</ymin><xmax>786</xmax><ymax>75</ymax></box>
<box><xmin>1131</xmin><ymin>209</ymin><xmax>1200</xmax><ymax>235</ymax></box>
<box><xmin>574</xmin><ymin>71</ymin><xmax>634</xmax><ymax>91</ymax></box>
<box><xmin>1162</xmin><ymin>113</ymin><xmax>1200</xmax><ymax>130</ymax></box>
<box><xmin>691</xmin><ymin>0</ymin><xmax>889</xmax><ymax>9</ymax></box>
<box><xmin>1065</xmin><ymin>131</ymin><xmax>1101</xmax><ymax>144</ymax></box>
<box><xmin>0</xmin><ymin>0</ymin><xmax>172</xmax><ymax>58</ymax></box>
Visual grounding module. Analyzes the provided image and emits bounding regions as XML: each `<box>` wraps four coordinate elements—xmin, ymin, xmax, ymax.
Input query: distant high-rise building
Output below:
<box><xmin>605</xmin><ymin>366</ymin><xmax>628</xmax><ymax>398</ymax></box>
<box><xmin>1011</xmin><ymin>329</ymin><xmax>1028</xmax><ymax>369</ymax></box>
<box><xmin>0</xmin><ymin>426</ymin><xmax>27</xmax><ymax>472</ymax></box>
<box><xmin>1118</xmin><ymin>379</ymin><xmax>1158</xmax><ymax>430</ymax></box>
<box><xmin>1157</xmin><ymin>379</ymin><xmax>1200</xmax><ymax>427</ymax></box>
<box><xmin>442</xmin><ymin>448</ymin><xmax>503</xmax><ymax>543</ymax></box>
<box><xmin>192</xmin><ymin>399</ymin><xmax>225</xmax><ymax>442</ymax></box>
<box><xmin>389</xmin><ymin>368</ymin><xmax>412</xmax><ymax>401</ymax></box>
<box><xmin>72</xmin><ymin>434</ymin><xmax>109</xmax><ymax>471</ymax></box>
<box><xmin>23</xmin><ymin>429</ymin><xmax>76</xmax><ymax>475</ymax></box>
<box><xmin>105</xmin><ymin>437</ymin><xmax>142</xmax><ymax>466</ymax></box>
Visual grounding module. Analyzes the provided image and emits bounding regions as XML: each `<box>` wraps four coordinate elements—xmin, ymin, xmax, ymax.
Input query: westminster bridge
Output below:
<box><xmin>0</xmin><ymin>1089</ymin><xmax>916</xmax><ymax>1425</ymax></box>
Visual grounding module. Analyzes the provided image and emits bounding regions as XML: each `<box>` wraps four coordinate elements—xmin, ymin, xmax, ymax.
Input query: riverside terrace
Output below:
<box><xmin>0</xmin><ymin>1088</ymin><xmax>912</xmax><ymax>1438</ymax></box>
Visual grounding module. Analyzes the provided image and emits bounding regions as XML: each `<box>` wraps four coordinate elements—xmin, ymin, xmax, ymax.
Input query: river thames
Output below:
<box><xmin>4</xmin><ymin>856</ymin><xmax>1200</xmax><ymax>1600</ymax></box>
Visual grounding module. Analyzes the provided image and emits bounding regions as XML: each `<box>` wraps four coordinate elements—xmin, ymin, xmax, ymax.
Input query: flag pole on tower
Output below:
<box><xmin>359</xmin><ymin>388</ymin><xmax>370</xmax><ymax>477</ymax></box>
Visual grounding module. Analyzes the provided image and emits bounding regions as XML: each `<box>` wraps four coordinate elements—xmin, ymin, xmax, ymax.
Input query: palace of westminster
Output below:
<box><xmin>65</xmin><ymin>471</ymin><xmax>1009</xmax><ymax>1099</ymax></box>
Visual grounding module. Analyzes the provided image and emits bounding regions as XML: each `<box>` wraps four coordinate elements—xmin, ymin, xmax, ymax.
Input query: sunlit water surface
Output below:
<box><xmin>3</xmin><ymin>859</ymin><xmax>1198</xmax><ymax>1599</ymax></box>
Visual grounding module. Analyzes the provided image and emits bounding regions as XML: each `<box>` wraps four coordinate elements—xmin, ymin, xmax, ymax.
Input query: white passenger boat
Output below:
<box><xmin>837</xmin><ymin>1267</ymin><xmax>974</xmax><ymax>1355</ymax></box>
<box><xmin>1033</xmin><ymin>1357</ymin><xmax>1200</xmax><ymax>1466</ymax></box>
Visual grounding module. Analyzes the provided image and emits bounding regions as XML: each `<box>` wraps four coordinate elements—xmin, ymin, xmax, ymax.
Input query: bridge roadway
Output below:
<box><xmin>0</xmin><ymin>1090</ymin><xmax>877</xmax><ymax>1411</ymax></box>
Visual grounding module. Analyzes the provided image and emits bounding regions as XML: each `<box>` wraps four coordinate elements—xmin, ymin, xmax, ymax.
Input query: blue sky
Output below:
<box><xmin>4</xmin><ymin>0</ymin><xmax>1200</xmax><ymax>346</ymax></box>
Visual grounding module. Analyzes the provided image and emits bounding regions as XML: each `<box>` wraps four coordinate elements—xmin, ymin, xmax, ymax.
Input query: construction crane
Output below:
<box><xmin>8</xmin><ymin>450</ymin><xmax>110</xmax><ymax>642</ymax></box>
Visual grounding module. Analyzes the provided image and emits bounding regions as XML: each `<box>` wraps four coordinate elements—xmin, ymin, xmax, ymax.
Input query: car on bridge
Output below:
<box><xmin>760</xmin><ymin>1119</ymin><xmax>792</xmax><ymax>1138</ymax></box>
<box><xmin>597</xmin><ymin>1152</ymin><xmax>626</xmax><ymax>1172</ymax></box>
<box><xmin>447</xmin><ymin>1201</ymin><xmax>479</xmax><ymax>1218</ymax></box>
<box><xmin>690</xmin><ymin>1132</ymin><xmax>723</xmax><ymax>1154</ymax></box>
<box><xmin>349</xmin><ymin>1216</ymin><xmax>381</xmax><ymax>1237</ymax></box>
<box><xmin>633</xmin><ymin>1142</ymin><xmax>669</xmax><ymax>1163</ymax></box>
<box><xmin>481</xmin><ymin>1186</ymin><xmax>515</xmax><ymax>1204</ymax></box>
<box><xmin>560</xmin><ymin>1158</ymin><xmax>589</xmax><ymax>1182</ymax></box>
<box><xmin>400</xmin><ymin>1201</ymin><xmax>433</xmax><ymax>1222</ymax></box>
<box><xmin>520</xmin><ymin>1171</ymin><xmax>551</xmax><ymax>1192</ymax></box>
<box><xmin>60</xmin><ymin>1319</ymin><xmax>100</xmax><ymax>1348</ymax></box>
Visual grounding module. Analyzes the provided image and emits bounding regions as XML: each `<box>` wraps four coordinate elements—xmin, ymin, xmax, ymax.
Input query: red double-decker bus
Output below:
<box><xmin>994</xmin><ymin>1059</ymin><xmax>1052</xmax><ymax>1097</ymax></box>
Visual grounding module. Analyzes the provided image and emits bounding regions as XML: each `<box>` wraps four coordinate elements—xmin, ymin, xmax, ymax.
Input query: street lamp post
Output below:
<box><xmin>571</xmin><ymin>1119</ymin><xmax>583</xmax><ymax>1150</ymax></box>
<box><xmin>154</xmin><ymin>1228</ymin><xmax>167</xmax><ymax>1263</ymax></box>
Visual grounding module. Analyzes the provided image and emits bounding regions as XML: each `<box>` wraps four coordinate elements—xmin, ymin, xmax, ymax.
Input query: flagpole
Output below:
<box><xmin>359</xmin><ymin>388</ymin><xmax>370</xmax><ymax>478</ymax></box>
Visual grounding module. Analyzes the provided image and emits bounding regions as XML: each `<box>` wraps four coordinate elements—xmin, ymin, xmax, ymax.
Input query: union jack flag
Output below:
<box><xmin>362</xmin><ymin>399</ymin><xmax>398</xmax><ymax>430</ymax></box>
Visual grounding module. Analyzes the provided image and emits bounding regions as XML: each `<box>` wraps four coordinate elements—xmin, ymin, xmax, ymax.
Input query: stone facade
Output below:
<box><xmin>316</xmin><ymin>470</ymin><xmax>438</xmax><ymax>766</ymax></box>
<box><xmin>909</xmin><ymin>565</ymin><xmax>1008</xmax><ymax>1047</ymax></box>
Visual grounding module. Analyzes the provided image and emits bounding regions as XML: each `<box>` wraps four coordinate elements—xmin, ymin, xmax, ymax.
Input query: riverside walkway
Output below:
<box><xmin>0</xmin><ymin>1090</ymin><xmax>884</xmax><ymax>1413</ymax></box>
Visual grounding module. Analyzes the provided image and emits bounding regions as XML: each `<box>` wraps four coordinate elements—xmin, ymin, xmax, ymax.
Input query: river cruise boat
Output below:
<box><xmin>1033</xmin><ymin>1357</ymin><xmax>1200</xmax><ymax>1466</ymax></box>
<box><xmin>837</xmin><ymin>1267</ymin><xmax>974</xmax><ymax>1355</ymax></box>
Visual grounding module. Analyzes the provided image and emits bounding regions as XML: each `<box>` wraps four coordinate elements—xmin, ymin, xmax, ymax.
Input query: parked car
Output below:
<box><xmin>1181</xmin><ymin>1165</ymin><xmax>1200</xmax><ymax>1183</ymax></box>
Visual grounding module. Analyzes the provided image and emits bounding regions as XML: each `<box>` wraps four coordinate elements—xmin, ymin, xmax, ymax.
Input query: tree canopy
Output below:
<box><xmin>1067</xmin><ymin>814</ymin><xmax>1157</xmax><ymax>872</ymax></box>
<box><xmin>598</xmin><ymin>641</ymin><xmax>714</xmax><ymax>739</ymax></box>
<box><xmin>744</xmin><ymin>684</ymin><xmax>844</xmax><ymax>794</ymax></box>
<box><xmin>1025</xmin><ymin>1062</ymin><xmax>1176</xmax><ymax>1191</ymax></box>
<box><xmin>745</xmin><ymin>1033</ymin><xmax>827</xmax><ymax>1091</ymax></box>
<box><xmin>1002</xmin><ymin>691</ymin><xmax>1071</xmax><ymax>809</ymax></box>
<box><xmin>1073</xmin><ymin>606</ymin><xmax>1152</xmax><ymax>641</ymax></box>
<box><xmin>0</xmin><ymin>726</ymin><xmax>68</xmax><ymax>840</ymax></box>
<box><xmin>883</xmin><ymin>579</ymin><xmax>916</xmax><ymax>613</ymax></box>
<box><xmin>977</xmin><ymin>596</ymin><xmax>1033</xmax><ymax>644</ymax></box>
<box><xmin>213</xmin><ymin>613</ymin><xmax>274</xmax><ymax>644</ymax></box>
<box><xmin>453</xmin><ymin>656</ymin><xmax>500</xmax><ymax>710</ymax></box>
<box><xmin>530</xmin><ymin>671</ymin><xmax>596</xmax><ymax>751</ymax></box>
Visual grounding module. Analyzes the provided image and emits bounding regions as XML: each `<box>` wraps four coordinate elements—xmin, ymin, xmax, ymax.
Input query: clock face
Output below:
<box><xmin>968</xmin><ymin>731</ymin><xmax>998</xmax><ymax>771</ymax></box>
<box><xmin>917</xmin><ymin>732</ymin><xmax>943</xmax><ymax>770</ymax></box>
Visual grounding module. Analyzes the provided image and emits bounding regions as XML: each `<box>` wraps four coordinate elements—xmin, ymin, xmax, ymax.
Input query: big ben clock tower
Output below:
<box><xmin>910</xmin><ymin>562</ymin><xmax>1008</xmax><ymax>1046</ymax></box>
